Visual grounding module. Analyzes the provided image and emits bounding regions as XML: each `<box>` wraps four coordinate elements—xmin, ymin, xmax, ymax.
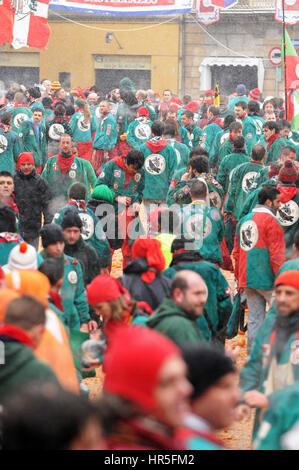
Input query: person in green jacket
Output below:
<box><xmin>140</xmin><ymin>120</ymin><xmax>177</xmax><ymax>223</ymax></box>
<box><xmin>209</xmin><ymin>114</ymin><xmax>235</xmax><ymax>169</ymax></box>
<box><xmin>179</xmin><ymin>179</ymin><xmax>225</xmax><ymax>266</ymax></box>
<box><xmin>53</xmin><ymin>182</ymin><xmax>111</xmax><ymax>269</ymax></box>
<box><xmin>163</xmin><ymin>120</ymin><xmax>190</xmax><ymax>171</ymax></box>
<box><xmin>92</xmin><ymin>100</ymin><xmax>118</xmax><ymax>174</ymax></box>
<box><xmin>217</xmin><ymin>121</ymin><xmax>243</xmax><ymax>167</ymax></box>
<box><xmin>253</xmin><ymin>382</ymin><xmax>299</xmax><ymax>450</ymax></box>
<box><xmin>167</xmin><ymin>152</ymin><xmax>224</xmax><ymax>210</ymax></box>
<box><xmin>264</xmin><ymin>120</ymin><xmax>290</xmax><ymax>165</ymax></box>
<box><xmin>201</xmin><ymin>105</ymin><xmax>223</xmax><ymax>153</ymax></box>
<box><xmin>95</xmin><ymin>149</ymin><xmax>145</xmax><ymax>267</ymax></box>
<box><xmin>1</xmin><ymin>91</ymin><xmax>32</xmax><ymax>133</ymax></box>
<box><xmin>217</xmin><ymin>135</ymin><xmax>250</xmax><ymax>193</ymax></box>
<box><xmin>243</xmin><ymin>101</ymin><xmax>265</xmax><ymax>156</ymax></box>
<box><xmin>126</xmin><ymin>106</ymin><xmax>152</xmax><ymax>150</ymax></box>
<box><xmin>61</xmin><ymin>208</ymin><xmax>102</xmax><ymax>286</ymax></box>
<box><xmin>147</xmin><ymin>269</ymin><xmax>209</xmax><ymax>346</ymax></box>
<box><xmin>180</xmin><ymin>109</ymin><xmax>203</xmax><ymax>149</ymax></box>
<box><xmin>40</xmin><ymin>224</ymin><xmax>94</xmax><ymax>333</ymax></box>
<box><xmin>225</xmin><ymin>144</ymin><xmax>266</xmax><ymax>222</ymax></box>
<box><xmin>70</xmin><ymin>98</ymin><xmax>97</xmax><ymax>161</ymax></box>
<box><xmin>18</xmin><ymin>107</ymin><xmax>47</xmax><ymax>172</ymax></box>
<box><xmin>239</xmin><ymin>270</ymin><xmax>299</xmax><ymax>437</ymax></box>
<box><xmin>163</xmin><ymin>236</ymin><xmax>232</xmax><ymax>345</ymax></box>
<box><xmin>0</xmin><ymin>295</ymin><xmax>59</xmax><ymax>404</ymax></box>
<box><xmin>42</xmin><ymin>133</ymin><xmax>96</xmax><ymax>211</ymax></box>
<box><xmin>0</xmin><ymin>112</ymin><xmax>20</xmax><ymax>174</ymax></box>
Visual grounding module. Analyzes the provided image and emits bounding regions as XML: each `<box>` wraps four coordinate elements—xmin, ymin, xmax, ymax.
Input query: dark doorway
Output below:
<box><xmin>0</xmin><ymin>66</ymin><xmax>39</xmax><ymax>89</ymax></box>
<box><xmin>95</xmin><ymin>69</ymin><xmax>151</xmax><ymax>95</ymax></box>
<box><xmin>59</xmin><ymin>72</ymin><xmax>71</xmax><ymax>90</ymax></box>
<box><xmin>211</xmin><ymin>65</ymin><xmax>258</xmax><ymax>96</ymax></box>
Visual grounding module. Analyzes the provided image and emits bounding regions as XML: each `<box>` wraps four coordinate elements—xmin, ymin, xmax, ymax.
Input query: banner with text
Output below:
<box><xmin>50</xmin><ymin>0</ymin><xmax>193</xmax><ymax>16</ymax></box>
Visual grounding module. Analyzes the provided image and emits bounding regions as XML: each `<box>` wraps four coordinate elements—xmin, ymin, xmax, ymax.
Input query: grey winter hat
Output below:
<box><xmin>236</xmin><ymin>84</ymin><xmax>246</xmax><ymax>96</ymax></box>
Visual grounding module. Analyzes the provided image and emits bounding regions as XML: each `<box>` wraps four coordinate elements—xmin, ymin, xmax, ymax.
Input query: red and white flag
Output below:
<box><xmin>11</xmin><ymin>0</ymin><xmax>50</xmax><ymax>50</ymax></box>
<box><xmin>275</xmin><ymin>0</ymin><xmax>299</xmax><ymax>25</ymax></box>
<box><xmin>0</xmin><ymin>0</ymin><xmax>14</xmax><ymax>46</ymax></box>
<box><xmin>196</xmin><ymin>0</ymin><xmax>220</xmax><ymax>25</ymax></box>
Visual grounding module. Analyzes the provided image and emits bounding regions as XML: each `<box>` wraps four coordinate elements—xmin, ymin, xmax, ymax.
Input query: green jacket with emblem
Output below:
<box><xmin>18</xmin><ymin>119</ymin><xmax>47</xmax><ymax>168</ymax></box>
<box><xmin>225</xmin><ymin>160</ymin><xmax>265</xmax><ymax>220</ymax></box>
<box><xmin>140</xmin><ymin>137</ymin><xmax>177</xmax><ymax>201</ymax></box>
<box><xmin>41</xmin><ymin>251</ymin><xmax>90</xmax><ymax>330</ymax></box>
<box><xmin>180</xmin><ymin>201</ymin><xmax>224</xmax><ymax>265</ymax></box>
<box><xmin>42</xmin><ymin>155</ymin><xmax>96</xmax><ymax>205</ymax></box>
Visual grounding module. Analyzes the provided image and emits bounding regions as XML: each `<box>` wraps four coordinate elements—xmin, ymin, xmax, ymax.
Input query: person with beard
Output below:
<box><xmin>180</xmin><ymin>109</ymin><xmax>203</xmax><ymax>149</ymax></box>
<box><xmin>61</xmin><ymin>208</ymin><xmax>101</xmax><ymax>286</ymax></box>
<box><xmin>42</xmin><ymin>133</ymin><xmax>96</xmax><ymax>211</ymax></box>
<box><xmin>263</xmin><ymin>120</ymin><xmax>290</xmax><ymax>165</ymax></box>
<box><xmin>147</xmin><ymin>270</ymin><xmax>209</xmax><ymax>346</ymax></box>
<box><xmin>14</xmin><ymin>152</ymin><xmax>52</xmax><ymax>250</ymax></box>
<box><xmin>163</xmin><ymin>236</ymin><xmax>232</xmax><ymax>346</ymax></box>
<box><xmin>233</xmin><ymin>186</ymin><xmax>286</xmax><ymax>352</ymax></box>
<box><xmin>239</xmin><ymin>270</ymin><xmax>299</xmax><ymax>442</ymax></box>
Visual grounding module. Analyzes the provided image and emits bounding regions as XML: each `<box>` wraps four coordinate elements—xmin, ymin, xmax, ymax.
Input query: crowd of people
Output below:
<box><xmin>0</xmin><ymin>77</ymin><xmax>299</xmax><ymax>450</ymax></box>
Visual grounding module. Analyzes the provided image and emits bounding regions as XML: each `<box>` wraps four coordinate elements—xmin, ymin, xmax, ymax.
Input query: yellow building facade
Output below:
<box><xmin>0</xmin><ymin>19</ymin><xmax>180</xmax><ymax>96</ymax></box>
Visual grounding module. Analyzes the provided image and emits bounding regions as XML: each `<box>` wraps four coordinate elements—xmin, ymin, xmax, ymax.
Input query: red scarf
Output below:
<box><xmin>267</xmin><ymin>133</ymin><xmax>280</xmax><ymax>150</ymax></box>
<box><xmin>49</xmin><ymin>291</ymin><xmax>64</xmax><ymax>313</ymax></box>
<box><xmin>57</xmin><ymin>152</ymin><xmax>75</xmax><ymax>174</ymax></box>
<box><xmin>0</xmin><ymin>324</ymin><xmax>34</xmax><ymax>349</ymax></box>
<box><xmin>277</xmin><ymin>185</ymin><xmax>298</xmax><ymax>203</ymax></box>
<box><xmin>114</xmin><ymin>155</ymin><xmax>135</xmax><ymax>189</ymax></box>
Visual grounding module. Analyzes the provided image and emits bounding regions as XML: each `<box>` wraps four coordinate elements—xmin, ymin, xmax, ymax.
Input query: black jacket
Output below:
<box><xmin>13</xmin><ymin>169</ymin><xmax>52</xmax><ymax>239</ymax></box>
<box><xmin>64</xmin><ymin>236</ymin><xmax>101</xmax><ymax>286</ymax></box>
<box><xmin>119</xmin><ymin>257</ymin><xmax>171</xmax><ymax>311</ymax></box>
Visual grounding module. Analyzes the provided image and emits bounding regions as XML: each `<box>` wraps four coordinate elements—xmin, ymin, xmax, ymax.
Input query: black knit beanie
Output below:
<box><xmin>61</xmin><ymin>208</ymin><xmax>82</xmax><ymax>230</ymax></box>
<box><xmin>40</xmin><ymin>224</ymin><xmax>65</xmax><ymax>248</ymax></box>
<box><xmin>181</xmin><ymin>344</ymin><xmax>235</xmax><ymax>400</ymax></box>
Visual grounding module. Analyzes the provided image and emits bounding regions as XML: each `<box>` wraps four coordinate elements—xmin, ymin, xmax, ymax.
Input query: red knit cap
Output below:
<box><xmin>275</xmin><ymin>270</ymin><xmax>299</xmax><ymax>291</ymax></box>
<box><xmin>278</xmin><ymin>160</ymin><xmax>298</xmax><ymax>183</ymax></box>
<box><xmin>137</xmin><ymin>106</ymin><xmax>149</xmax><ymax>119</ymax></box>
<box><xmin>204</xmin><ymin>89</ymin><xmax>215</xmax><ymax>97</ymax></box>
<box><xmin>86</xmin><ymin>274</ymin><xmax>128</xmax><ymax>305</ymax></box>
<box><xmin>103</xmin><ymin>325</ymin><xmax>181</xmax><ymax>412</ymax></box>
<box><xmin>17</xmin><ymin>152</ymin><xmax>34</xmax><ymax>168</ymax></box>
<box><xmin>132</xmin><ymin>236</ymin><xmax>165</xmax><ymax>283</ymax></box>
<box><xmin>249</xmin><ymin>88</ymin><xmax>261</xmax><ymax>101</ymax></box>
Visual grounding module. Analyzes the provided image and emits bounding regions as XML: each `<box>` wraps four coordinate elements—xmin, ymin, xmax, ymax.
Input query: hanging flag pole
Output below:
<box><xmin>282</xmin><ymin>0</ymin><xmax>288</xmax><ymax>119</ymax></box>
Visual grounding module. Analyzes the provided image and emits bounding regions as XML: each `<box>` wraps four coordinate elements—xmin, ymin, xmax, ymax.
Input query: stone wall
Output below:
<box><xmin>182</xmin><ymin>12</ymin><xmax>297</xmax><ymax>100</ymax></box>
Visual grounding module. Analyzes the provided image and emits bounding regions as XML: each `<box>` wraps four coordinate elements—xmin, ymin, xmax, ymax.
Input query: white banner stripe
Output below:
<box><xmin>12</xmin><ymin>10</ymin><xmax>31</xmax><ymax>49</ymax></box>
